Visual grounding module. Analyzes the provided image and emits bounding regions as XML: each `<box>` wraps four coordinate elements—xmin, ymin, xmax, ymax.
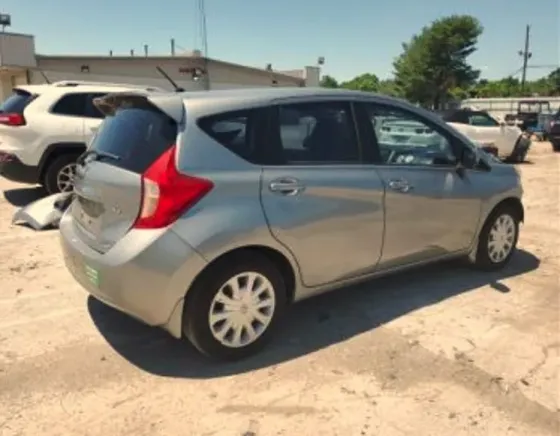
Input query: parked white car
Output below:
<box><xmin>0</xmin><ymin>81</ymin><xmax>164</xmax><ymax>194</ymax></box>
<box><xmin>439</xmin><ymin>108</ymin><xmax>530</xmax><ymax>162</ymax></box>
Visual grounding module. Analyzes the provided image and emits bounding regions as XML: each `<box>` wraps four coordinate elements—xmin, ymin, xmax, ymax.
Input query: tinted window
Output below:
<box><xmin>198</xmin><ymin>109</ymin><xmax>264</xmax><ymax>163</ymax></box>
<box><xmin>364</xmin><ymin>104</ymin><xmax>457</xmax><ymax>166</ymax></box>
<box><xmin>274</xmin><ymin>102</ymin><xmax>359</xmax><ymax>164</ymax></box>
<box><xmin>468</xmin><ymin>112</ymin><xmax>499</xmax><ymax>127</ymax></box>
<box><xmin>0</xmin><ymin>90</ymin><xmax>36</xmax><ymax>114</ymax></box>
<box><xmin>51</xmin><ymin>93</ymin><xmax>88</xmax><ymax>117</ymax></box>
<box><xmin>440</xmin><ymin>110</ymin><xmax>468</xmax><ymax>124</ymax></box>
<box><xmin>89</xmin><ymin>107</ymin><xmax>177</xmax><ymax>174</ymax></box>
<box><xmin>84</xmin><ymin>93</ymin><xmax>107</xmax><ymax>119</ymax></box>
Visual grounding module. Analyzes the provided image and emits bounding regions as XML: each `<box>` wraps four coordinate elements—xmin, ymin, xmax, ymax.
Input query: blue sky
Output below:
<box><xmin>2</xmin><ymin>0</ymin><xmax>558</xmax><ymax>81</ymax></box>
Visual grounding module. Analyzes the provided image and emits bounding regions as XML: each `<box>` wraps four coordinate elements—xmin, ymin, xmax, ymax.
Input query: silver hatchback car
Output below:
<box><xmin>59</xmin><ymin>88</ymin><xmax>524</xmax><ymax>360</ymax></box>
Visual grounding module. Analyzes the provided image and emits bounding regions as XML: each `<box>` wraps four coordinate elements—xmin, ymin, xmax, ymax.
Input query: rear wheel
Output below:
<box><xmin>183</xmin><ymin>252</ymin><xmax>287</xmax><ymax>360</ymax></box>
<box><xmin>551</xmin><ymin>139</ymin><xmax>560</xmax><ymax>152</ymax></box>
<box><xmin>43</xmin><ymin>153</ymin><xmax>80</xmax><ymax>194</ymax></box>
<box><xmin>471</xmin><ymin>205</ymin><xmax>520</xmax><ymax>271</ymax></box>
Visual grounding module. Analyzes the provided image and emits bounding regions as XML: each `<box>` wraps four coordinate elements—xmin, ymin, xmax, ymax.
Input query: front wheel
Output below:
<box><xmin>471</xmin><ymin>206</ymin><xmax>520</xmax><ymax>271</ymax></box>
<box><xmin>183</xmin><ymin>253</ymin><xmax>287</xmax><ymax>360</ymax></box>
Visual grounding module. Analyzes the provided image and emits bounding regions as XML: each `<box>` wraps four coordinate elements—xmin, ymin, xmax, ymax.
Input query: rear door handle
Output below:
<box><xmin>388</xmin><ymin>178</ymin><xmax>413</xmax><ymax>193</ymax></box>
<box><xmin>269</xmin><ymin>177</ymin><xmax>305</xmax><ymax>196</ymax></box>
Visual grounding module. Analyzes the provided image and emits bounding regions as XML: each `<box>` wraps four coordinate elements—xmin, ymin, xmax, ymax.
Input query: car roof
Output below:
<box><xmin>143</xmin><ymin>87</ymin><xmax>417</xmax><ymax>122</ymax></box>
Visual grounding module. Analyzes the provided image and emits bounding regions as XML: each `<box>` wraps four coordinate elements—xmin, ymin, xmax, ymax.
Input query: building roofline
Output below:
<box><xmin>0</xmin><ymin>31</ymin><xmax>34</xmax><ymax>38</ymax></box>
<box><xmin>35</xmin><ymin>54</ymin><xmax>305</xmax><ymax>84</ymax></box>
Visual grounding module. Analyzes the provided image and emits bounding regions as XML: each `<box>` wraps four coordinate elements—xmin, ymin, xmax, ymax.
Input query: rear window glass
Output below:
<box><xmin>0</xmin><ymin>90</ymin><xmax>35</xmax><ymax>114</ymax></box>
<box><xmin>89</xmin><ymin>107</ymin><xmax>178</xmax><ymax>174</ymax></box>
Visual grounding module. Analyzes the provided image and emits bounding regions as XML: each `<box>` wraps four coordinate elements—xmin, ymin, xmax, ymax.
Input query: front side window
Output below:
<box><xmin>84</xmin><ymin>93</ymin><xmax>107</xmax><ymax>119</ymax></box>
<box><xmin>274</xmin><ymin>101</ymin><xmax>360</xmax><ymax>164</ymax></box>
<box><xmin>468</xmin><ymin>112</ymin><xmax>499</xmax><ymax>127</ymax></box>
<box><xmin>364</xmin><ymin>104</ymin><xmax>457</xmax><ymax>166</ymax></box>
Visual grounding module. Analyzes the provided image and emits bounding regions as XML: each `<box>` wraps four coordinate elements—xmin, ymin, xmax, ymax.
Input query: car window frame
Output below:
<box><xmin>355</xmin><ymin>100</ymin><xmax>466</xmax><ymax>168</ymax></box>
<box><xmin>264</xmin><ymin>99</ymin><xmax>364</xmax><ymax>167</ymax></box>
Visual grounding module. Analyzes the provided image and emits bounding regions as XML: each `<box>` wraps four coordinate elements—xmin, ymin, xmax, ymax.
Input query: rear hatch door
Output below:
<box><xmin>71</xmin><ymin>94</ymin><xmax>181</xmax><ymax>253</ymax></box>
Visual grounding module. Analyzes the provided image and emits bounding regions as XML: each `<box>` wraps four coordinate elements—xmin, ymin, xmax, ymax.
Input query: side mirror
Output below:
<box><xmin>457</xmin><ymin>147</ymin><xmax>479</xmax><ymax>173</ymax></box>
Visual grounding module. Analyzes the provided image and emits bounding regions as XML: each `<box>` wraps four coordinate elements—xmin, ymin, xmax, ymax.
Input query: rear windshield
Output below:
<box><xmin>89</xmin><ymin>107</ymin><xmax>178</xmax><ymax>174</ymax></box>
<box><xmin>0</xmin><ymin>90</ymin><xmax>36</xmax><ymax>114</ymax></box>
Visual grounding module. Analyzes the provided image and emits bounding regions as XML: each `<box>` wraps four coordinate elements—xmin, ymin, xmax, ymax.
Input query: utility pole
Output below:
<box><xmin>518</xmin><ymin>25</ymin><xmax>532</xmax><ymax>94</ymax></box>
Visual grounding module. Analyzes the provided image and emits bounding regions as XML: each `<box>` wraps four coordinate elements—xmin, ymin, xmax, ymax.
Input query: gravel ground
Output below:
<box><xmin>0</xmin><ymin>143</ymin><xmax>558</xmax><ymax>436</ymax></box>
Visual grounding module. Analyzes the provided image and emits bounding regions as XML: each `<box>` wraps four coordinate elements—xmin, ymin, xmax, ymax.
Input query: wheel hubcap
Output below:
<box><xmin>208</xmin><ymin>271</ymin><xmax>276</xmax><ymax>348</ymax></box>
<box><xmin>488</xmin><ymin>214</ymin><xmax>516</xmax><ymax>263</ymax></box>
<box><xmin>57</xmin><ymin>163</ymin><xmax>76</xmax><ymax>192</ymax></box>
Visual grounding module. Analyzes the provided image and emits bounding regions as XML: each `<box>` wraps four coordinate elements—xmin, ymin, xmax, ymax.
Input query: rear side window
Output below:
<box><xmin>89</xmin><ymin>107</ymin><xmax>177</xmax><ymax>174</ymax></box>
<box><xmin>0</xmin><ymin>90</ymin><xmax>36</xmax><ymax>114</ymax></box>
<box><xmin>52</xmin><ymin>93</ymin><xmax>88</xmax><ymax>117</ymax></box>
<box><xmin>197</xmin><ymin>109</ymin><xmax>267</xmax><ymax>164</ymax></box>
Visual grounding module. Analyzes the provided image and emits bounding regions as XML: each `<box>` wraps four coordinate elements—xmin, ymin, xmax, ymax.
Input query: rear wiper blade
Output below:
<box><xmin>77</xmin><ymin>149</ymin><xmax>121</xmax><ymax>166</ymax></box>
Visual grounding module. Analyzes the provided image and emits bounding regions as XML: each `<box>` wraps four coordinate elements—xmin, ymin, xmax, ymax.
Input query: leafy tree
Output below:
<box><xmin>377</xmin><ymin>79</ymin><xmax>402</xmax><ymax>97</ymax></box>
<box><xmin>547</xmin><ymin>67</ymin><xmax>560</xmax><ymax>94</ymax></box>
<box><xmin>340</xmin><ymin>73</ymin><xmax>379</xmax><ymax>92</ymax></box>
<box><xmin>393</xmin><ymin>15</ymin><xmax>483</xmax><ymax>108</ymax></box>
<box><xmin>320</xmin><ymin>75</ymin><xmax>339</xmax><ymax>88</ymax></box>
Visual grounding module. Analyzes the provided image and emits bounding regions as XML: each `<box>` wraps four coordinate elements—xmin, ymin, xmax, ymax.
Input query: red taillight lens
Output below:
<box><xmin>0</xmin><ymin>113</ymin><xmax>25</xmax><ymax>126</ymax></box>
<box><xmin>133</xmin><ymin>145</ymin><xmax>213</xmax><ymax>229</ymax></box>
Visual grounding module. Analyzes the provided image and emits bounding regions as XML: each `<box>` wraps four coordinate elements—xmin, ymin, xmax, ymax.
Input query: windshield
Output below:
<box><xmin>0</xmin><ymin>90</ymin><xmax>36</xmax><ymax>114</ymax></box>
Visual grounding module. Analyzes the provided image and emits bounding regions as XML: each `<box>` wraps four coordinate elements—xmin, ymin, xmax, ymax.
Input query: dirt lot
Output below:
<box><xmin>0</xmin><ymin>144</ymin><xmax>558</xmax><ymax>436</ymax></box>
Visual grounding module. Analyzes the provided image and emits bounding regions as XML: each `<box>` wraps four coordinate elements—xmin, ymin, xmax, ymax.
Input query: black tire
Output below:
<box><xmin>551</xmin><ymin>139</ymin><xmax>560</xmax><ymax>152</ymax></box>
<box><xmin>471</xmin><ymin>205</ymin><xmax>520</xmax><ymax>271</ymax></box>
<box><xmin>42</xmin><ymin>153</ymin><xmax>80</xmax><ymax>194</ymax></box>
<box><xmin>183</xmin><ymin>252</ymin><xmax>287</xmax><ymax>361</ymax></box>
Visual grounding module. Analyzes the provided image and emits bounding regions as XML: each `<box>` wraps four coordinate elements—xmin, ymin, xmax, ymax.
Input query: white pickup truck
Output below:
<box><xmin>440</xmin><ymin>108</ymin><xmax>531</xmax><ymax>162</ymax></box>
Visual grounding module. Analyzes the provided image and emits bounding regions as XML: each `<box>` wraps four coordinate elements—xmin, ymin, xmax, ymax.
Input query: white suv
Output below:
<box><xmin>0</xmin><ymin>81</ymin><xmax>164</xmax><ymax>193</ymax></box>
<box><xmin>440</xmin><ymin>108</ymin><xmax>531</xmax><ymax>162</ymax></box>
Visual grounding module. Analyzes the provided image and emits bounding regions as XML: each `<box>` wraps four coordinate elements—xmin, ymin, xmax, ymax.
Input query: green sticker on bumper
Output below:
<box><xmin>85</xmin><ymin>265</ymin><xmax>100</xmax><ymax>287</ymax></box>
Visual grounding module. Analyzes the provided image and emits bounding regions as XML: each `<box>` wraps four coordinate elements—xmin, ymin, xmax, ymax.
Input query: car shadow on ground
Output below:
<box><xmin>88</xmin><ymin>249</ymin><xmax>540</xmax><ymax>379</ymax></box>
<box><xmin>3</xmin><ymin>187</ymin><xmax>45</xmax><ymax>207</ymax></box>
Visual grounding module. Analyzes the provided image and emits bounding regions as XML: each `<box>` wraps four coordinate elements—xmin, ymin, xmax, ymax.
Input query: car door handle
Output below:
<box><xmin>269</xmin><ymin>178</ymin><xmax>305</xmax><ymax>196</ymax></box>
<box><xmin>388</xmin><ymin>178</ymin><xmax>413</xmax><ymax>193</ymax></box>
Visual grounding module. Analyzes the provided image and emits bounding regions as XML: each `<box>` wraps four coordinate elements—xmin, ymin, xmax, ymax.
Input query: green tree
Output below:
<box><xmin>547</xmin><ymin>67</ymin><xmax>560</xmax><ymax>95</ymax></box>
<box><xmin>393</xmin><ymin>15</ymin><xmax>483</xmax><ymax>108</ymax></box>
<box><xmin>378</xmin><ymin>79</ymin><xmax>402</xmax><ymax>97</ymax></box>
<box><xmin>340</xmin><ymin>73</ymin><xmax>379</xmax><ymax>92</ymax></box>
<box><xmin>320</xmin><ymin>75</ymin><xmax>339</xmax><ymax>88</ymax></box>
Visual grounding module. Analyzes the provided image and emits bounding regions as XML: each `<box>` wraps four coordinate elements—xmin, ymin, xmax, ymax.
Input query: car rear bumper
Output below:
<box><xmin>59</xmin><ymin>212</ymin><xmax>208</xmax><ymax>336</ymax></box>
<box><xmin>0</xmin><ymin>151</ymin><xmax>40</xmax><ymax>184</ymax></box>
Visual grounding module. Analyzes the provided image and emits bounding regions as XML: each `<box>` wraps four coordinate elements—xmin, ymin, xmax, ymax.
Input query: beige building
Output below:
<box><xmin>0</xmin><ymin>31</ymin><xmax>321</xmax><ymax>101</ymax></box>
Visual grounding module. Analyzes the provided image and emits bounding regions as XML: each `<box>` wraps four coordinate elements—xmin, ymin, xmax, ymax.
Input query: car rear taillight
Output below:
<box><xmin>0</xmin><ymin>113</ymin><xmax>25</xmax><ymax>126</ymax></box>
<box><xmin>133</xmin><ymin>145</ymin><xmax>213</xmax><ymax>229</ymax></box>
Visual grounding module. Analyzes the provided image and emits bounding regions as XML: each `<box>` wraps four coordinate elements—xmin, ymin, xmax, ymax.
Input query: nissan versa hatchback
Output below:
<box><xmin>59</xmin><ymin>88</ymin><xmax>524</xmax><ymax>360</ymax></box>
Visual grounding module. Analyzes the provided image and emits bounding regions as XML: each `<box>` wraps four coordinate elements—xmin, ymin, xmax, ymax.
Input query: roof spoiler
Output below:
<box><xmin>93</xmin><ymin>92</ymin><xmax>184</xmax><ymax>122</ymax></box>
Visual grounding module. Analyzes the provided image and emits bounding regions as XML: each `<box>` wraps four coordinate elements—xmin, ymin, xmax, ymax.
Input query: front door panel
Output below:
<box><xmin>375</xmin><ymin>166</ymin><xmax>480</xmax><ymax>269</ymax></box>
